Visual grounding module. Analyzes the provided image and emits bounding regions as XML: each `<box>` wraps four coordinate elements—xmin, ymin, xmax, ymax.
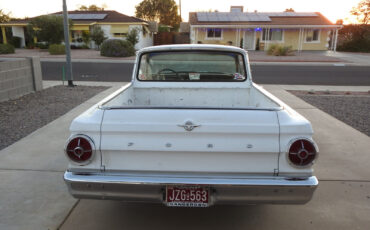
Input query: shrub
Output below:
<box><xmin>26</xmin><ymin>43</ymin><xmax>35</xmax><ymax>49</ymax></box>
<box><xmin>36</xmin><ymin>42</ymin><xmax>49</xmax><ymax>49</ymax></box>
<box><xmin>267</xmin><ymin>44</ymin><xmax>294</xmax><ymax>56</ymax></box>
<box><xmin>337</xmin><ymin>39</ymin><xmax>370</xmax><ymax>52</ymax></box>
<box><xmin>0</xmin><ymin>44</ymin><xmax>15</xmax><ymax>54</ymax></box>
<box><xmin>70</xmin><ymin>44</ymin><xmax>89</xmax><ymax>49</ymax></box>
<box><xmin>337</xmin><ymin>24</ymin><xmax>370</xmax><ymax>52</ymax></box>
<box><xmin>91</xmin><ymin>26</ymin><xmax>107</xmax><ymax>49</ymax></box>
<box><xmin>82</xmin><ymin>31</ymin><xmax>90</xmax><ymax>47</ymax></box>
<box><xmin>126</xmin><ymin>28</ymin><xmax>139</xmax><ymax>47</ymax></box>
<box><xmin>10</xmin><ymin>36</ymin><xmax>22</xmax><ymax>48</ymax></box>
<box><xmin>48</xmin><ymin>44</ymin><xmax>66</xmax><ymax>55</ymax></box>
<box><xmin>100</xmin><ymin>39</ymin><xmax>135</xmax><ymax>57</ymax></box>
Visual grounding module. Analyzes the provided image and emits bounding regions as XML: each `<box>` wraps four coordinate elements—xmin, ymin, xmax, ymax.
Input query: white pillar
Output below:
<box><xmin>267</xmin><ymin>28</ymin><xmax>270</xmax><ymax>50</ymax></box>
<box><xmin>238</xmin><ymin>28</ymin><xmax>241</xmax><ymax>48</ymax></box>
<box><xmin>300</xmin><ymin>28</ymin><xmax>304</xmax><ymax>52</ymax></box>
<box><xmin>253</xmin><ymin>30</ymin><xmax>256</xmax><ymax>50</ymax></box>
<box><xmin>331</xmin><ymin>29</ymin><xmax>335</xmax><ymax>51</ymax></box>
<box><xmin>264</xmin><ymin>28</ymin><xmax>269</xmax><ymax>51</ymax></box>
<box><xmin>194</xmin><ymin>28</ymin><xmax>198</xmax><ymax>43</ymax></box>
<box><xmin>242</xmin><ymin>30</ymin><xmax>245</xmax><ymax>50</ymax></box>
<box><xmin>297</xmin><ymin>28</ymin><xmax>301</xmax><ymax>52</ymax></box>
<box><xmin>334</xmin><ymin>28</ymin><xmax>338</xmax><ymax>52</ymax></box>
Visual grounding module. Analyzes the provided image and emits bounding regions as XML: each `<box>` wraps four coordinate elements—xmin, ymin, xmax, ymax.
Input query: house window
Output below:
<box><xmin>305</xmin><ymin>29</ymin><xmax>320</xmax><ymax>42</ymax></box>
<box><xmin>113</xmin><ymin>33</ymin><xmax>127</xmax><ymax>37</ymax></box>
<box><xmin>206</xmin><ymin>28</ymin><xmax>222</xmax><ymax>39</ymax></box>
<box><xmin>262</xmin><ymin>28</ymin><xmax>283</xmax><ymax>41</ymax></box>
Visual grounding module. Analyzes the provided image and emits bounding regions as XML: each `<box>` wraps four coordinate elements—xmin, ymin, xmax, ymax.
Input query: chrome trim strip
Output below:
<box><xmin>97</xmin><ymin>83</ymin><xmax>132</xmax><ymax>109</ymax></box>
<box><xmin>64</xmin><ymin>172</ymin><xmax>318</xmax><ymax>205</ymax></box>
<box><xmin>100</xmin><ymin>106</ymin><xmax>282</xmax><ymax>111</ymax></box>
<box><xmin>64</xmin><ymin>171</ymin><xmax>318</xmax><ymax>187</ymax></box>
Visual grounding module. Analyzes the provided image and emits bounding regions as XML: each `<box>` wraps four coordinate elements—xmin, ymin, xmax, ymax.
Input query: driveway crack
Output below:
<box><xmin>57</xmin><ymin>199</ymin><xmax>80</xmax><ymax>230</ymax></box>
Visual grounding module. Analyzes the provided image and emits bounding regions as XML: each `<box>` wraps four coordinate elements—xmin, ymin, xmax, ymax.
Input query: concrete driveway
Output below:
<box><xmin>0</xmin><ymin>83</ymin><xmax>369</xmax><ymax>230</ymax></box>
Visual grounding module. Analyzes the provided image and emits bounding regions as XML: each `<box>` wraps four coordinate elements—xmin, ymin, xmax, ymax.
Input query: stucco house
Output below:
<box><xmin>189</xmin><ymin>6</ymin><xmax>342</xmax><ymax>51</ymax></box>
<box><xmin>0</xmin><ymin>10</ymin><xmax>153</xmax><ymax>50</ymax></box>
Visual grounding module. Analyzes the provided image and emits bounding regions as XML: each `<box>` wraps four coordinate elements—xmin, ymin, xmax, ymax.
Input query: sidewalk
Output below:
<box><xmin>326</xmin><ymin>51</ymin><xmax>370</xmax><ymax>66</ymax></box>
<box><xmin>0</xmin><ymin>48</ymin><xmax>136</xmax><ymax>60</ymax></box>
<box><xmin>42</xmin><ymin>80</ymin><xmax>123</xmax><ymax>89</ymax></box>
<box><xmin>0</xmin><ymin>81</ymin><xmax>369</xmax><ymax>229</ymax></box>
<box><xmin>248</xmin><ymin>50</ymin><xmax>343</xmax><ymax>63</ymax></box>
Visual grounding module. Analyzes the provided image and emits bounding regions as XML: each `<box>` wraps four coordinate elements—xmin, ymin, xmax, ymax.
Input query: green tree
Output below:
<box><xmin>337</xmin><ymin>24</ymin><xmax>370</xmax><ymax>52</ymax></box>
<box><xmin>27</xmin><ymin>15</ymin><xmax>71</xmax><ymax>44</ymax></box>
<box><xmin>351</xmin><ymin>0</ymin><xmax>370</xmax><ymax>24</ymax></box>
<box><xmin>91</xmin><ymin>26</ymin><xmax>107</xmax><ymax>49</ymax></box>
<box><xmin>78</xmin><ymin>4</ymin><xmax>106</xmax><ymax>11</ymax></box>
<box><xmin>336</xmin><ymin>19</ymin><xmax>344</xmax><ymax>25</ymax></box>
<box><xmin>0</xmin><ymin>9</ymin><xmax>11</xmax><ymax>23</ymax></box>
<box><xmin>126</xmin><ymin>28</ymin><xmax>139</xmax><ymax>47</ymax></box>
<box><xmin>82</xmin><ymin>31</ymin><xmax>90</xmax><ymax>46</ymax></box>
<box><xmin>135</xmin><ymin>0</ymin><xmax>181</xmax><ymax>28</ymax></box>
<box><xmin>0</xmin><ymin>9</ymin><xmax>11</xmax><ymax>44</ymax></box>
<box><xmin>284</xmin><ymin>8</ymin><xmax>295</xmax><ymax>12</ymax></box>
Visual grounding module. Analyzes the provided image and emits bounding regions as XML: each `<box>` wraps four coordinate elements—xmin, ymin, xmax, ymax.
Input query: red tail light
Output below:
<box><xmin>65</xmin><ymin>135</ymin><xmax>95</xmax><ymax>165</ymax></box>
<box><xmin>288</xmin><ymin>139</ymin><xmax>318</xmax><ymax>167</ymax></box>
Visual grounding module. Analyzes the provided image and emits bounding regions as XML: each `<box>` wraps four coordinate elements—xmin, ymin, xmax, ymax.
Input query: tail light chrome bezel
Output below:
<box><xmin>286</xmin><ymin>137</ymin><xmax>319</xmax><ymax>168</ymax></box>
<box><xmin>64</xmin><ymin>134</ymin><xmax>96</xmax><ymax>166</ymax></box>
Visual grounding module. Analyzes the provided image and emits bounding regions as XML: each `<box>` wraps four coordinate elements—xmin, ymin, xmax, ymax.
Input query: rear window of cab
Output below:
<box><xmin>137</xmin><ymin>51</ymin><xmax>247</xmax><ymax>82</ymax></box>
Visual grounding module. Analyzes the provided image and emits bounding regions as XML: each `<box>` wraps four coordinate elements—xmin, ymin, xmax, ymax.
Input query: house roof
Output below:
<box><xmin>0</xmin><ymin>10</ymin><xmax>147</xmax><ymax>25</ymax></box>
<box><xmin>189</xmin><ymin>11</ymin><xmax>337</xmax><ymax>27</ymax></box>
<box><xmin>51</xmin><ymin>10</ymin><xmax>147</xmax><ymax>23</ymax></box>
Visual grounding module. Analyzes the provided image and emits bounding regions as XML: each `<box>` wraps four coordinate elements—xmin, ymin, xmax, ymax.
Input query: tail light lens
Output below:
<box><xmin>65</xmin><ymin>135</ymin><xmax>95</xmax><ymax>165</ymax></box>
<box><xmin>288</xmin><ymin>139</ymin><xmax>318</xmax><ymax>167</ymax></box>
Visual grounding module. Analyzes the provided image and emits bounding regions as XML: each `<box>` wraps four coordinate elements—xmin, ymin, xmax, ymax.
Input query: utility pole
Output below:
<box><xmin>62</xmin><ymin>0</ymin><xmax>74</xmax><ymax>87</ymax></box>
<box><xmin>179</xmin><ymin>0</ymin><xmax>182</xmax><ymax>21</ymax></box>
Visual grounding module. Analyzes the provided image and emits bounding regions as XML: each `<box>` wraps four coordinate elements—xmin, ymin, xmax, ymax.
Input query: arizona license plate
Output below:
<box><xmin>166</xmin><ymin>186</ymin><xmax>209</xmax><ymax>207</ymax></box>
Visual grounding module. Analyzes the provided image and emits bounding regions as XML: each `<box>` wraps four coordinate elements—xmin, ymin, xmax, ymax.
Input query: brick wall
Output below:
<box><xmin>0</xmin><ymin>57</ymin><xmax>43</xmax><ymax>102</ymax></box>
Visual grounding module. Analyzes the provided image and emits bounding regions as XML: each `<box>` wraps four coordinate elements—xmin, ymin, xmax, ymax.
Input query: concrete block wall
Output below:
<box><xmin>0</xmin><ymin>57</ymin><xmax>43</xmax><ymax>102</ymax></box>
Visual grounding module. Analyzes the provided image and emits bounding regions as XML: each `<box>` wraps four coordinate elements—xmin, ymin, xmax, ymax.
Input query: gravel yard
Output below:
<box><xmin>291</xmin><ymin>92</ymin><xmax>370</xmax><ymax>136</ymax></box>
<box><xmin>0</xmin><ymin>85</ymin><xmax>108</xmax><ymax>150</ymax></box>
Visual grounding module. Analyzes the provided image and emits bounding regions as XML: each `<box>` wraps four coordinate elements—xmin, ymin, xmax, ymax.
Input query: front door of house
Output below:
<box><xmin>243</xmin><ymin>30</ymin><xmax>255</xmax><ymax>50</ymax></box>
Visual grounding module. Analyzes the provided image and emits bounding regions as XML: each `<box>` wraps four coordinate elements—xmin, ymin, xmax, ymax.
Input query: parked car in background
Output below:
<box><xmin>64</xmin><ymin>44</ymin><xmax>319</xmax><ymax>207</ymax></box>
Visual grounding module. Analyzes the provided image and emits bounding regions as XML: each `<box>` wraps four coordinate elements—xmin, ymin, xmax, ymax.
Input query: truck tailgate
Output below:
<box><xmin>101</xmin><ymin>109</ymin><xmax>279</xmax><ymax>174</ymax></box>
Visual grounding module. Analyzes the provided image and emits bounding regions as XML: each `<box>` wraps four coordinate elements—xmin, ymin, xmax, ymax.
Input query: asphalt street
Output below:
<box><xmin>41</xmin><ymin>61</ymin><xmax>370</xmax><ymax>85</ymax></box>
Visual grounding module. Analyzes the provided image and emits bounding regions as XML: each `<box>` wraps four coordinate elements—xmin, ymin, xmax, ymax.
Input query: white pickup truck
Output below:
<box><xmin>64</xmin><ymin>44</ymin><xmax>318</xmax><ymax>207</ymax></box>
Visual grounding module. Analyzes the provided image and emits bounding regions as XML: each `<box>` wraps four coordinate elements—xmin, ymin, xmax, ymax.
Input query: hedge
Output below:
<box><xmin>100</xmin><ymin>39</ymin><xmax>135</xmax><ymax>57</ymax></box>
<box><xmin>267</xmin><ymin>44</ymin><xmax>294</xmax><ymax>56</ymax></box>
<box><xmin>337</xmin><ymin>24</ymin><xmax>370</xmax><ymax>52</ymax></box>
<box><xmin>0</xmin><ymin>44</ymin><xmax>15</xmax><ymax>54</ymax></box>
<box><xmin>48</xmin><ymin>44</ymin><xmax>66</xmax><ymax>55</ymax></box>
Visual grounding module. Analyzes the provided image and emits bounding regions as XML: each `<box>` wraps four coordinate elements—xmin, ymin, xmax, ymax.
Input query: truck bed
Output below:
<box><xmin>102</xmin><ymin>83</ymin><xmax>281</xmax><ymax>109</ymax></box>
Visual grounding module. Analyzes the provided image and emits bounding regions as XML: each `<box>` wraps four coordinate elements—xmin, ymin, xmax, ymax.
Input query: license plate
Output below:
<box><xmin>166</xmin><ymin>186</ymin><xmax>209</xmax><ymax>207</ymax></box>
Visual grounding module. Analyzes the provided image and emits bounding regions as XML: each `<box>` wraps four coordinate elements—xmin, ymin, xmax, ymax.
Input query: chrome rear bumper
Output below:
<box><xmin>64</xmin><ymin>171</ymin><xmax>318</xmax><ymax>205</ymax></box>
